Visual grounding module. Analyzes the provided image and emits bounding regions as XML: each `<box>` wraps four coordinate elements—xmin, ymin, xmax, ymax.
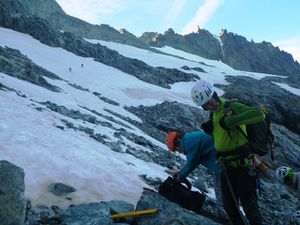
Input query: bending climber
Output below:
<box><xmin>165</xmin><ymin>130</ymin><xmax>228</xmax><ymax>219</ymax></box>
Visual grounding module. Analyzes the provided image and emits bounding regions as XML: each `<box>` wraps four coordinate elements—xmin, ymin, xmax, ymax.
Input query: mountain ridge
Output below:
<box><xmin>1</xmin><ymin>0</ymin><xmax>300</xmax><ymax>78</ymax></box>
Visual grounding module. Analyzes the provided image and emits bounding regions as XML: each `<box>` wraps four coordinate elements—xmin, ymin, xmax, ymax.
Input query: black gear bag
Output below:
<box><xmin>158</xmin><ymin>176</ymin><xmax>206</xmax><ymax>213</ymax></box>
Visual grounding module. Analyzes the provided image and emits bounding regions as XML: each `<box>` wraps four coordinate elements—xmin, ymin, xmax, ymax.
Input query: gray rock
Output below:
<box><xmin>140</xmin><ymin>28</ymin><xmax>223</xmax><ymax>61</ymax></box>
<box><xmin>63</xmin><ymin>203</ymin><xmax>113</xmax><ymax>225</ymax></box>
<box><xmin>106</xmin><ymin>200</ymin><xmax>134</xmax><ymax>214</ymax></box>
<box><xmin>0</xmin><ymin>46</ymin><xmax>61</xmax><ymax>92</ymax></box>
<box><xmin>0</xmin><ymin>160</ymin><xmax>26</xmax><ymax>225</ymax></box>
<box><xmin>220</xmin><ymin>29</ymin><xmax>300</xmax><ymax>77</ymax></box>
<box><xmin>133</xmin><ymin>189</ymin><xmax>221</xmax><ymax>225</ymax></box>
<box><xmin>107</xmin><ymin>200</ymin><xmax>134</xmax><ymax>224</ymax></box>
<box><xmin>48</xmin><ymin>183</ymin><xmax>76</xmax><ymax>196</ymax></box>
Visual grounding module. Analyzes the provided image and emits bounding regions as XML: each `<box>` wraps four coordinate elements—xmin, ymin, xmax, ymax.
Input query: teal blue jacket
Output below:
<box><xmin>178</xmin><ymin>131</ymin><xmax>219</xmax><ymax>179</ymax></box>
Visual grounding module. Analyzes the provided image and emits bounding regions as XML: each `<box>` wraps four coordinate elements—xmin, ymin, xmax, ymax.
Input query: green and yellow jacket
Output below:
<box><xmin>211</xmin><ymin>98</ymin><xmax>265</xmax><ymax>165</ymax></box>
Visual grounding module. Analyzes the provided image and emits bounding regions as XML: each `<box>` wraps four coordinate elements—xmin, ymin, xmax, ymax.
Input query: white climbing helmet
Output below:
<box><xmin>191</xmin><ymin>80</ymin><xmax>215</xmax><ymax>106</ymax></box>
<box><xmin>275</xmin><ymin>166</ymin><xmax>293</xmax><ymax>183</ymax></box>
<box><xmin>290</xmin><ymin>210</ymin><xmax>300</xmax><ymax>225</ymax></box>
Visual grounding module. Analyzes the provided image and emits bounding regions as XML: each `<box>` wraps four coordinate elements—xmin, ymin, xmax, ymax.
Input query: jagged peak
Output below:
<box><xmin>164</xmin><ymin>28</ymin><xmax>175</xmax><ymax>35</ymax></box>
<box><xmin>140</xmin><ymin>31</ymin><xmax>161</xmax><ymax>39</ymax></box>
<box><xmin>118</xmin><ymin>28</ymin><xmax>137</xmax><ymax>38</ymax></box>
<box><xmin>197</xmin><ymin>25</ymin><xmax>202</xmax><ymax>33</ymax></box>
<box><xmin>219</xmin><ymin>28</ymin><xmax>227</xmax><ymax>36</ymax></box>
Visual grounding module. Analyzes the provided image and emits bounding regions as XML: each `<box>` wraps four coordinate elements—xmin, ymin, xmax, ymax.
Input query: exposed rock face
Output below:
<box><xmin>0</xmin><ymin>0</ymin><xmax>149</xmax><ymax>49</ymax></box>
<box><xmin>0</xmin><ymin>0</ymin><xmax>62</xmax><ymax>18</ymax></box>
<box><xmin>140</xmin><ymin>29</ymin><xmax>300</xmax><ymax>78</ymax></box>
<box><xmin>0</xmin><ymin>160</ymin><xmax>26</xmax><ymax>225</ymax></box>
<box><xmin>140</xmin><ymin>28</ymin><xmax>223</xmax><ymax>60</ymax></box>
<box><xmin>140</xmin><ymin>28</ymin><xmax>300</xmax><ymax>78</ymax></box>
<box><xmin>126</xmin><ymin>101</ymin><xmax>208</xmax><ymax>142</ymax></box>
<box><xmin>134</xmin><ymin>189</ymin><xmax>221</xmax><ymax>225</ymax></box>
<box><xmin>63</xmin><ymin>203</ymin><xmax>112</xmax><ymax>225</ymax></box>
<box><xmin>0</xmin><ymin>46</ymin><xmax>61</xmax><ymax>92</ymax></box>
<box><xmin>220</xmin><ymin>29</ymin><xmax>300</xmax><ymax>76</ymax></box>
<box><xmin>218</xmin><ymin>76</ymin><xmax>300</xmax><ymax>134</ymax></box>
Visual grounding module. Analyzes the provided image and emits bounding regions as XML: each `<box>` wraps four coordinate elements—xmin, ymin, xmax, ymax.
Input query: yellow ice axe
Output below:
<box><xmin>111</xmin><ymin>209</ymin><xmax>158</xmax><ymax>218</ymax></box>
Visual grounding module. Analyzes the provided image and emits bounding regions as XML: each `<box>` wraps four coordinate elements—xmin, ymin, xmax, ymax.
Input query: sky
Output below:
<box><xmin>0</xmin><ymin>26</ymin><xmax>299</xmax><ymax>209</ymax></box>
<box><xmin>55</xmin><ymin>0</ymin><xmax>300</xmax><ymax>62</ymax></box>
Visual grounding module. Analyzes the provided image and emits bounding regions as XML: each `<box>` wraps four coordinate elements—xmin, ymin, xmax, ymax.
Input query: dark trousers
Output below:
<box><xmin>220</xmin><ymin>166</ymin><xmax>262</xmax><ymax>225</ymax></box>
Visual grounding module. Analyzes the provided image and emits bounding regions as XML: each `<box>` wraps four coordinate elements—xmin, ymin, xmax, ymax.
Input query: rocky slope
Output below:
<box><xmin>220</xmin><ymin>29</ymin><xmax>300</xmax><ymax>78</ymax></box>
<box><xmin>140</xmin><ymin>28</ymin><xmax>223</xmax><ymax>61</ymax></box>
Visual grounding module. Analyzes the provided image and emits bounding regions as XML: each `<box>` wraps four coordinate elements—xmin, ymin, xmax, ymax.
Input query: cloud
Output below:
<box><xmin>181</xmin><ymin>0</ymin><xmax>224</xmax><ymax>35</ymax></box>
<box><xmin>162</xmin><ymin>0</ymin><xmax>187</xmax><ymax>30</ymax></box>
<box><xmin>273</xmin><ymin>37</ymin><xmax>300</xmax><ymax>62</ymax></box>
<box><xmin>55</xmin><ymin>0</ymin><xmax>125</xmax><ymax>25</ymax></box>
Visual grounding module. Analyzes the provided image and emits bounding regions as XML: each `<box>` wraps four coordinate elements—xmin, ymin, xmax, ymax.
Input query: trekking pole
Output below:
<box><xmin>221</xmin><ymin>163</ymin><xmax>250</xmax><ymax>225</ymax></box>
<box><xmin>111</xmin><ymin>208</ymin><xmax>158</xmax><ymax>219</ymax></box>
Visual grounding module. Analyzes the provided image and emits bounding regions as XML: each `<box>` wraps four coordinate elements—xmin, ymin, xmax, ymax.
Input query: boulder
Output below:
<box><xmin>0</xmin><ymin>160</ymin><xmax>26</xmax><ymax>225</ymax></box>
<box><xmin>63</xmin><ymin>202</ymin><xmax>113</xmax><ymax>225</ymax></box>
<box><xmin>133</xmin><ymin>188</ymin><xmax>221</xmax><ymax>225</ymax></box>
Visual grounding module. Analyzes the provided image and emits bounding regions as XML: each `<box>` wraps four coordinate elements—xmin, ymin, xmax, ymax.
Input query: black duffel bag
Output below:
<box><xmin>158</xmin><ymin>176</ymin><xmax>206</xmax><ymax>214</ymax></box>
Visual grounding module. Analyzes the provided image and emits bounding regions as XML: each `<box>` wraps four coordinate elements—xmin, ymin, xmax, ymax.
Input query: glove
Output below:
<box><xmin>219</xmin><ymin>116</ymin><xmax>229</xmax><ymax>130</ymax></box>
<box><xmin>182</xmin><ymin>177</ymin><xmax>192</xmax><ymax>190</ymax></box>
<box><xmin>201</xmin><ymin>120</ymin><xmax>213</xmax><ymax>134</ymax></box>
<box><xmin>172</xmin><ymin>172</ymin><xmax>180</xmax><ymax>182</ymax></box>
<box><xmin>173</xmin><ymin>172</ymin><xmax>192</xmax><ymax>190</ymax></box>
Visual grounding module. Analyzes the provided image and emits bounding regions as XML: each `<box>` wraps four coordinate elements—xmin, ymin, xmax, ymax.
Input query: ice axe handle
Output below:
<box><xmin>111</xmin><ymin>208</ymin><xmax>159</xmax><ymax>219</ymax></box>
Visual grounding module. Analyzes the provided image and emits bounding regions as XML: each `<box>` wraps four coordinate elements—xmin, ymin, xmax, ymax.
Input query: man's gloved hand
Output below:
<box><xmin>182</xmin><ymin>177</ymin><xmax>192</xmax><ymax>190</ymax></box>
<box><xmin>172</xmin><ymin>172</ymin><xmax>181</xmax><ymax>182</ymax></box>
<box><xmin>173</xmin><ymin>172</ymin><xmax>192</xmax><ymax>190</ymax></box>
<box><xmin>219</xmin><ymin>116</ymin><xmax>229</xmax><ymax>130</ymax></box>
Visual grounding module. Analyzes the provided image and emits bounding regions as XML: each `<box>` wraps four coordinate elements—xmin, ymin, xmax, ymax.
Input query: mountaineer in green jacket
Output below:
<box><xmin>191</xmin><ymin>80</ymin><xmax>265</xmax><ymax>225</ymax></box>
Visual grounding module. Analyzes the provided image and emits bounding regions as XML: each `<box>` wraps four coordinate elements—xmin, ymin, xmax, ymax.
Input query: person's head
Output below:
<box><xmin>191</xmin><ymin>80</ymin><xmax>219</xmax><ymax>111</ymax></box>
<box><xmin>165</xmin><ymin>131</ymin><xmax>182</xmax><ymax>152</ymax></box>
<box><xmin>290</xmin><ymin>210</ymin><xmax>300</xmax><ymax>225</ymax></box>
<box><xmin>275</xmin><ymin>166</ymin><xmax>294</xmax><ymax>185</ymax></box>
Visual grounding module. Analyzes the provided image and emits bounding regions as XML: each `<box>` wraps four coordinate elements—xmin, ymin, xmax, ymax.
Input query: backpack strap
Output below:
<box><xmin>223</xmin><ymin>100</ymin><xmax>246</xmax><ymax>140</ymax></box>
<box><xmin>224</xmin><ymin>100</ymin><xmax>250</xmax><ymax>139</ymax></box>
